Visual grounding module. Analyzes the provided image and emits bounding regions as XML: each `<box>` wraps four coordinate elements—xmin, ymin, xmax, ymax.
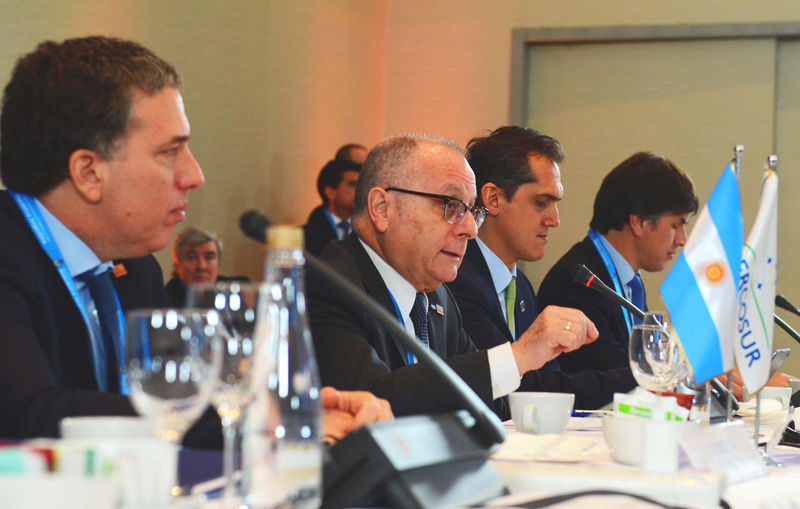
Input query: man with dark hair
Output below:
<box><xmin>447</xmin><ymin>126</ymin><xmax>635</xmax><ymax>409</ymax></box>
<box><xmin>0</xmin><ymin>36</ymin><xmax>204</xmax><ymax>439</ymax></box>
<box><xmin>335</xmin><ymin>143</ymin><xmax>367</xmax><ymax>164</ymax></box>
<box><xmin>538</xmin><ymin>152</ymin><xmax>699</xmax><ymax>373</ymax></box>
<box><xmin>0</xmin><ymin>36</ymin><xmax>391</xmax><ymax>442</ymax></box>
<box><xmin>304</xmin><ymin>158</ymin><xmax>361</xmax><ymax>256</ymax></box>
<box><xmin>307</xmin><ymin>134</ymin><xmax>599</xmax><ymax>417</ymax></box>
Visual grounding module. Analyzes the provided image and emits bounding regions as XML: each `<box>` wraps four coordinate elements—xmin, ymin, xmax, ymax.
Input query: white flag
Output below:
<box><xmin>735</xmin><ymin>169</ymin><xmax>778</xmax><ymax>393</ymax></box>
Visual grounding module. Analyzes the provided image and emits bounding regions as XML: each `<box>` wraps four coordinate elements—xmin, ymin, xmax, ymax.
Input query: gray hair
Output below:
<box><xmin>352</xmin><ymin>133</ymin><xmax>464</xmax><ymax>217</ymax></box>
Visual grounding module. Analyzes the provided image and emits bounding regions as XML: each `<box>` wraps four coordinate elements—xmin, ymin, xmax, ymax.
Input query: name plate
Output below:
<box><xmin>677</xmin><ymin>421</ymin><xmax>767</xmax><ymax>483</ymax></box>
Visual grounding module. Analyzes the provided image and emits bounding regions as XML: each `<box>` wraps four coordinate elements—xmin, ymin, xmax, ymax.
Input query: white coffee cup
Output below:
<box><xmin>60</xmin><ymin>415</ymin><xmax>155</xmax><ymax>439</ymax></box>
<box><xmin>59</xmin><ymin>416</ymin><xmax>176</xmax><ymax>507</ymax></box>
<box><xmin>509</xmin><ymin>392</ymin><xmax>575</xmax><ymax>434</ymax></box>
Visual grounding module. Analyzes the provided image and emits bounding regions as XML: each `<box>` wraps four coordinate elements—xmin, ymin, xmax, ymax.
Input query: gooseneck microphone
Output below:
<box><xmin>570</xmin><ymin>264</ymin><xmax>645</xmax><ymax>321</ymax></box>
<box><xmin>239</xmin><ymin>209</ymin><xmax>271</xmax><ymax>243</ymax></box>
<box><xmin>776</xmin><ymin>294</ymin><xmax>800</xmax><ymax>318</ymax></box>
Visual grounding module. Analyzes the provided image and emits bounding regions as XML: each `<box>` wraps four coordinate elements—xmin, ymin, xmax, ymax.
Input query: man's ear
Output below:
<box><xmin>67</xmin><ymin>149</ymin><xmax>106</xmax><ymax>203</ymax></box>
<box><xmin>367</xmin><ymin>187</ymin><xmax>391</xmax><ymax>233</ymax></box>
<box><xmin>323</xmin><ymin>186</ymin><xmax>337</xmax><ymax>204</ymax></box>
<box><xmin>480</xmin><ymin>183</ymin><xmax>503</xmax><ymax>216</ymax></box>
<box><xmin>628</xmin><ymin>214</ymin><xmax>647</xmax><ymax>236</ymax></box>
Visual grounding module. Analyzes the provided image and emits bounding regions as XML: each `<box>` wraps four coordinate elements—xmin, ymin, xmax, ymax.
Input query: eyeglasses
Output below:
<box><xmin>385</xmin><ymin>187</ymin><xmax>489</xmax><ymax>228</ymax></box>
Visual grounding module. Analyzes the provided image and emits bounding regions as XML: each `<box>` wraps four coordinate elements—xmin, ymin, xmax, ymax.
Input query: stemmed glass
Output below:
<box><xmin>187</xmin><ymin>281</ymin><xmax>265</xmax><ymax>504</ymax></box>
<box><xmin>126</xmin><ymin>308</ymin><xmax>222</xmax><ymax>443</ymax></box>
<box><xmin>629</xmin><ymin>311</ymin><xmax>688</xmax><ymax>392</ymax></box>
<box><xmin>125</xmin><ymin>308</ymin><xmax>222</xmax><ymax>503</ymax></box>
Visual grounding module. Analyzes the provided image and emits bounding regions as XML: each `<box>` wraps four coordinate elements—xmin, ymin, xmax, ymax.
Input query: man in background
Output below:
<box><xmin>304</xmin><ymin>158</ymin><xmax>361</xmax><ymax>257</ymax></box>
<box><xmin>448</xmin><ymin>126</ymin><xmax>635</xmax><ymax>409</ymax></box>
<box><xmin>335</xmin><ymin>143</ymin><xmax>368</xmax><ymax>165</ymax></box>
<box><xmin>166</xmin><ymin>226</ymin><xmax>222</xmax><ymax>306</ymax></box>
<box><xmin>307</xmin><ymin>134</ymin><xmax>598</xmax><ymax>418</ymax></box>
<box><xmin>538</xmin><ymin>152</ymin><xmax>698</xmax><ymax>373</ymax></box>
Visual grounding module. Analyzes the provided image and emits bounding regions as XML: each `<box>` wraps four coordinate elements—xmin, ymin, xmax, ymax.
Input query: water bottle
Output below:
<box><xmin>243</xmin><ymin>225</ymin><xmax>322</xmax><ymax>508</ymax></box>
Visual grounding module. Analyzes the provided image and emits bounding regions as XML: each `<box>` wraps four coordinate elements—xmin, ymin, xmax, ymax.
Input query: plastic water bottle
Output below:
<box><xmin>243</xmin><ymin>226</ymin><xmax>322</xmax><ymax>508</ymax></box>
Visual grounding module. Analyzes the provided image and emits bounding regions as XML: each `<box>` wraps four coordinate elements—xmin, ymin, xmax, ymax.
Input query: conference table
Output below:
<box><xmin>487</xmin><ymin>416</ymin><xmax>800</xmax><ymax>508</ymax></box>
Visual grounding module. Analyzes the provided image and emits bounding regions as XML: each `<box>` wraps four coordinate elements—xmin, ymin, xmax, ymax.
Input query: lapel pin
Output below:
<box><xmin>519</xmin><ymin>300</ymin><xmax>526</xmax><ymax>313</ymax></box>
<box><xmin>434</xmin><ymin>304</ymin><xmax>444</xmax><ymax>316</ymax></box>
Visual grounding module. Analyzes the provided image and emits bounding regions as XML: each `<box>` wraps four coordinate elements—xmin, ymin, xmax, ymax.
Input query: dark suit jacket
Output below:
<box><xmin>164</xmin><ymin>274</ymin><xmax>252</xmax><ymax>307</ymax></box>
<box><xmin>0</xmin><ymin>191</ymin><xmax>220</xmax><ymax>446</ymax></box>
<box><xmin>307</xmin><ymin>235</ymin><xmax>499</xmax><ymax>417</ymax></box>
<box><xmin>303</xmin><ymin>205</ymin><xmax>338</xmax><ymax>257</ymax></box>
<box><xmin>538</xmin><ymin>236</ymin><xmax>632</xmax><ymax>373</ymax></box>
<box><xmin>448</xmin><ymin>240</ymin><xmax>635</xmax><ymax>409</ymax></box>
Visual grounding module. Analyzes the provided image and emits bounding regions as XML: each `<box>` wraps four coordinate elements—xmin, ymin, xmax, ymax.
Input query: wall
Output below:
<box><xmin>0</xmin><ymin>0</ymin><xmax>386</xmax><ymax>281</ymax></box>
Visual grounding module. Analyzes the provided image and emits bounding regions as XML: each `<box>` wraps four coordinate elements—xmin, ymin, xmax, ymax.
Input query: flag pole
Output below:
<box><xmin>754</xmin><ymin>155</ymin><xmax>777</xmax><ymax>451</ymax></box>
<box><xmin>727</xmin><ymin>145</ymin><xmax>744</xmax><ymax>423</ymax></box>
<box><xmin>734</xmin><ymin>144</ymin><xmax>744</xmax><ymax>180</ymax></box>
<box><xmin>768</xmin><ymin>154</ymin><xmax>778</xmax><ymax>173</ymax></box>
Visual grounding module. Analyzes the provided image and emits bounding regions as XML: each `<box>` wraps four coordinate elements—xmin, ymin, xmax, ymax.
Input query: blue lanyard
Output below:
<box><xmin>323</xmin><ymin>208</ymin><xmax>338</xmax><ymax>235</ymax></box>
<box><xmin>386</xmin><ymin>291</ymin><xmax>419</xmax><ymax>365</ymax></box>
<box><xmin>10</xmin><ymin>192</ymin><xmax>128</xmax><ymax>394</ymax></box>
<box><xmin>587</xmin><ymin>229</ymin><xmax>633</xmax><ymax>336</ymax></box>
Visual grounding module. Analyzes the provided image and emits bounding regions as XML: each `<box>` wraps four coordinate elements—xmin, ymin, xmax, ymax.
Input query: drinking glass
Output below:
<box><xmin>629</xmin><ymin>311</ymin><xmax>688</xmax><ymax>392</ymax></box>
<box><xmin>187</xmin><ymin>281</ymin><xmax>265</xmax><ymax>504</ymax></box>
<box><xmin>126</xmin><ymin>308</ymin><xmax>222</xmax><ymax>443</ymax></box>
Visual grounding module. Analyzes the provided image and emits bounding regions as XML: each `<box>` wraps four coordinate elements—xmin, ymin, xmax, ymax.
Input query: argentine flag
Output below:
<box><xmin>660</xmin><ymin>162</ymin><xmax>743</xmax><ymax>384</ymax></box>
<box><xmin>735</xmin><ymin>169</ymin><xmax>777</xmax><ymax>393</ymax></box>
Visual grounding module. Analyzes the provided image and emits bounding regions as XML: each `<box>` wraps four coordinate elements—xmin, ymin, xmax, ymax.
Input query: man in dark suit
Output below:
<box><xmin>538</xmin><ymin>152</ymin><xmax>698</xmax><ymax>373</ymax></box>
<box><xmin>304</xmin><ymin>159</ymin><xmax>361</xmax><ymax>257</ymax></box>
<box><xmin>0</xmin><ymin>36</ymin><xmax>392</xmax><ymax>443</ymax></box>
<box><xmin>448</xmin><ymin>126</ymin><xmax>635</xmax><ymax>409</ymax></box>
<box><xmin>0</xmin><ymin>36</ymin><xmax>205</xmax><ymax>439</ymax></box>
<box><xmin>307</xmin><ymin>134</ymin><xmax>599</xmax><ymax>417</ymax></box>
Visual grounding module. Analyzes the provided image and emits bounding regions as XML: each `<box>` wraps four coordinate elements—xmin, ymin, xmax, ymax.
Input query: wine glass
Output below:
<box><xmin>126</xmin><ymin>308</ymin><xmax>222</xmax><ymax>443</ymax></box>
<box><xmin>187</xmin><ymin>281</ymin><xmax>265</xmax><ymax>504</ymax></box>
<box><xmin>629</xmin><ymin>311</ymin><xmax>688</xmax><ymax>392</ymax></box>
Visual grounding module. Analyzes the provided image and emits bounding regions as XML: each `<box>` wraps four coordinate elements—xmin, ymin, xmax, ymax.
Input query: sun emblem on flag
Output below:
<box><xmin>703</xmin><ymin>261</ymin><xmax>726</xmax><ymax>284</ymax></box>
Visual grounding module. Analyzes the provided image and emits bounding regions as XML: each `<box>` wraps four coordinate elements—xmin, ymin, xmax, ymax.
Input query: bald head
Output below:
<box><xmin>352</xmin><ymin>134</ymin><xmax>478</xmax><ymax>292</ymax></box>
<box><xmin>352</xmin><ymin>134</ymin><xmax>465</xmax><ymax>219</ymax></box>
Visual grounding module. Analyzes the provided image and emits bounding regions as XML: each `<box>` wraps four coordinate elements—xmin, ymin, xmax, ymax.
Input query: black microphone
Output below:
<box><xmin>239</xmin><ymin>209</ymin><xmax>270</xmax><ymax>243</ymax></box>
<box><xmin>776</xmin><ymin>294</ymin><xmax>800</xmax><ymax>318</ymax></box>
<box><xmin>570</xmin><ymin>264</ymin><xmax>646</xmax><ymax>321</ymax></box>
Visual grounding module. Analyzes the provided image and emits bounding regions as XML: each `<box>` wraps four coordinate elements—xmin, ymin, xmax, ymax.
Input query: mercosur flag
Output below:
<box><xmin>661</xmin><ymin>162</ymin><xmax>743</xmax><ymax>383</ymax></box>
<box><xmin>736</xmin><ymin>169</ymin><xmax>778</xmax><ymax>393</ymax></box>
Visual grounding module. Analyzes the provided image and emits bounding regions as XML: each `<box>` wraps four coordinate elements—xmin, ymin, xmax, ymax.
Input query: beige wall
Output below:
<box><xmin>3</xmin><ymin>1</ymin><xmax>800</xmax><ymax>375</ymax></box>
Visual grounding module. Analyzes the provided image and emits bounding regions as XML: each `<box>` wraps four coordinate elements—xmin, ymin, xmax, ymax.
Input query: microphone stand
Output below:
<box><xmin>775</xmin><ymin>314</ymin><xmax>800</xmax><ymax>346</ymax></box>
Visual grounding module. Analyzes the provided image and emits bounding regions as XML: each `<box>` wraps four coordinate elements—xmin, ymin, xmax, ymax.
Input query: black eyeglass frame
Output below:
<box><xmin>385</xmin><ymin>187</ymin><xmax>489</xmax><ymax>228</ymax></box>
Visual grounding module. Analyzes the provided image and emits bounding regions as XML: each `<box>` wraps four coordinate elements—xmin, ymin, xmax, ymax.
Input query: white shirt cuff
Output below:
<box><xmin>487</xmin><ymin>342</ymin><xmax>521</xmax><ymax>399</ymax></box>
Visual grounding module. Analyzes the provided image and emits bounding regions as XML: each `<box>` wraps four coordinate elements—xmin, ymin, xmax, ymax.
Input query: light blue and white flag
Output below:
<box><xmin>736</xmin><ymin>169</ymin><xmax>778</xmax><ymax>393</ymax></box>
<box><xmin>660</xmin><ymin>162</ymin><xmax>743</xmax><ymax>383</ymax></box>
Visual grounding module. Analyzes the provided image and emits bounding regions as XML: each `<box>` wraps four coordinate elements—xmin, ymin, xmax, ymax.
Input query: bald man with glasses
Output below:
<box><xmin>306</xmin><ymin>134</ymin><xmax>598</xmax><ymax>418</ymax></box>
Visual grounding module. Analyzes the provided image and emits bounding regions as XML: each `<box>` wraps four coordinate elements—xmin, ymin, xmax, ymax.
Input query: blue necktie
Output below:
<box><xmin>78</xmin><ymin>269</ymin><xmax>122</xmax><ymax>393</ymax></box>
<box><xmin>410</xmin><ymin>292</ymin><xmax>429</xmax><ymax>349</ymax></box>
<box><xmin>337</xmin><ymin>220</ymin><xmax>351</xmax><ymax>240</ymax></box>
<box><xmin>629</xmin><ymin>273</ymin><xmax>645</xmax><ymax>325</ymax></box>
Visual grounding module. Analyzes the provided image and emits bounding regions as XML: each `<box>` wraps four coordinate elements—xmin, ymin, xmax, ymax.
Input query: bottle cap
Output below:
<box><xmin>267</xmin><ymin>225</ymin><xmax>303</xmax><ymax>248</ymax></box>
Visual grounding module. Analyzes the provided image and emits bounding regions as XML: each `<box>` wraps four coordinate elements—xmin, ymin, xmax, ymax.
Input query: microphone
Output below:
<box><xmin>570</xmin><ymin>264</ymin><xmax>645</xmax><ymax>321</ymax></box>
<box><xmin>239</xmin><ymin>209</ymin><xmax>270</xmax><ymax>243</ymax></box>
<box><xmin>776</xmin><ymin>294</ymin><xmax>800</xmax><ymax>318</ymax></box>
